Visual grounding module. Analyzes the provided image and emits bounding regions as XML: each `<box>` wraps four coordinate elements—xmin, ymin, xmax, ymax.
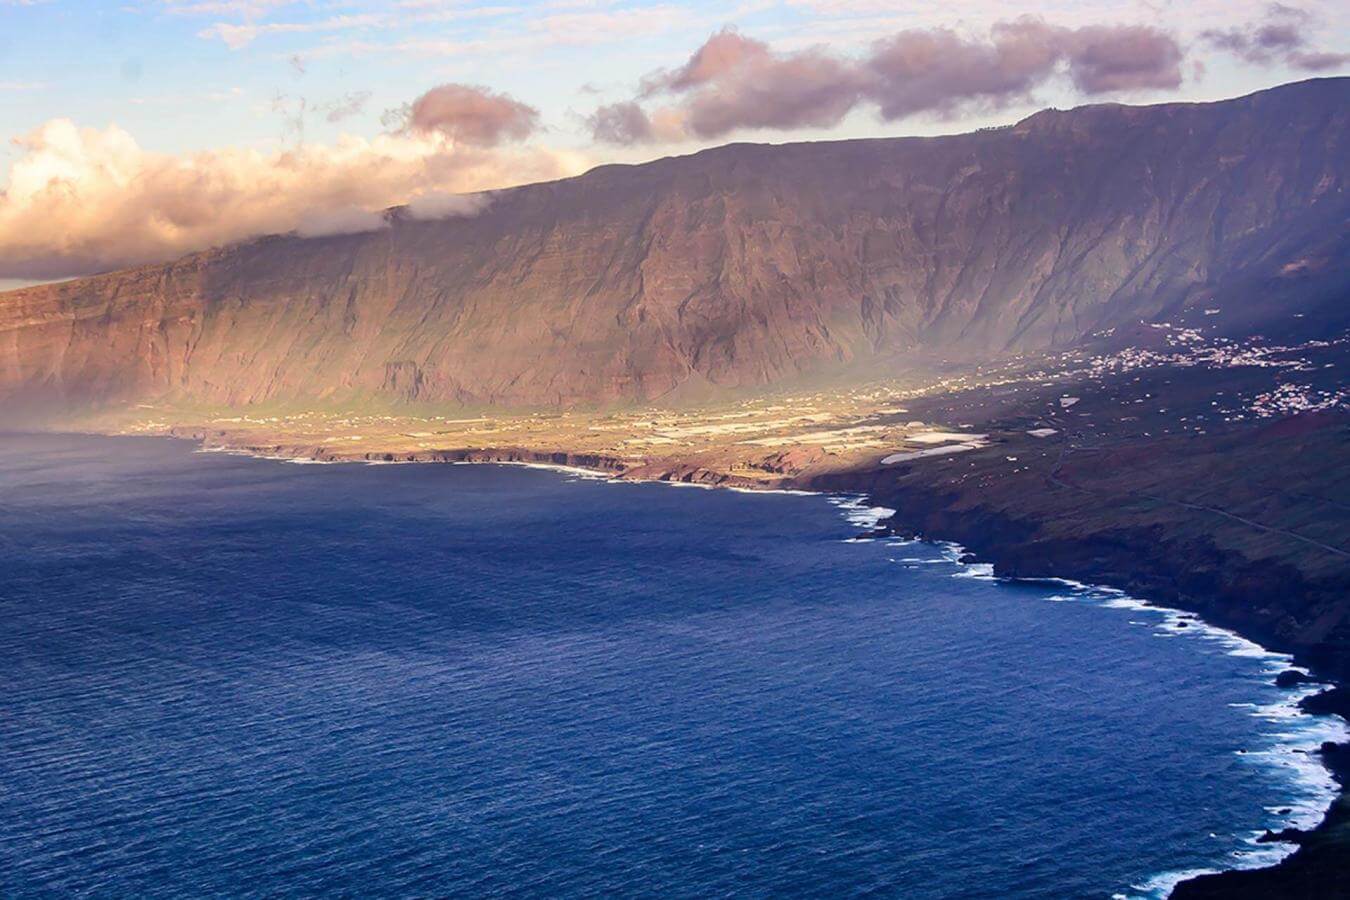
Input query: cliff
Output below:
<box><xmin>1</xmin><ymin>78</ymin><xmax>1347</xmax><ymax>417</ymax></box>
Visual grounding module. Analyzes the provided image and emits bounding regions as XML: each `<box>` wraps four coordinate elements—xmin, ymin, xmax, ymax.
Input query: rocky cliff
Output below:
<box><xmin>1</xmin><ymin>78</ymin><xmax>1347</xmax><ymax>416</ymax></box>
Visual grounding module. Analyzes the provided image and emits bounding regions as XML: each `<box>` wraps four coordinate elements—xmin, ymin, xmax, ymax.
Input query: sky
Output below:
<box><xmin>0</xmin><ymin>0</ymin><xmax>1346</xmax><ymax>286</ymax></box>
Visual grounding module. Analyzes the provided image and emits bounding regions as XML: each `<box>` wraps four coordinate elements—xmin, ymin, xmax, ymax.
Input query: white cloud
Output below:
<box><xmin>199</xmin><ymin>13</ymin><xmax>385</xmax><ymax>49</ymax></box>
<box><xmin>254</xmin><ymin>2</ymin><xmax>696</xmax><ymax>58</ymax></box>
<box><xmin>160</xmin><ymin>0</ymin><xmax>301</xmax><ymax>16</ymax></box>
<box><xmin>0</xmin><ymin>118</ymin><xmax>590</xmax><ymax>278</ymax></box>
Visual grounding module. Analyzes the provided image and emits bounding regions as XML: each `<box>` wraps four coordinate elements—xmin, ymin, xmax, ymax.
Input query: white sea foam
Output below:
<box><xmin>1123</xmin><ymin>867</ymin><xmax>1221</xmax><ymax>900</ymax></box>
<box><xmin>1023</xmin><ymin>583</ymin><xmax>1346</xmax><ymax>897</ymax></box>
<box><xmin>194</xmin><ymin>445</ymin><xmax>346</xmax><ymax>465</ymax></box>
<box><xmin>952</xmin><ymin>562</ymin><xmax>995</xmax><ymax>579</ymax></box>
<box><xmin>1129</xmin><ymin>867</ymin><xmax>1235</xmax><ymax>899</ymax></box>
<box><xmin>827</xmin><ymin>495</ymin><xmax>896</xmax><ymax>531</ymax></box>
<box><xmin>207</xmin><ymin>438</ymin><xmax>1346</xmax><ymax>899</ymax></box>
<box><xmin>850</xmin><ymin>519</ymin><xmax>1349</xmax><ymax>900</ymax></box>
<box><xmin>194</xmin><ymin>445</ymin><xmax>261</xmax><ymax>457</ymax></box>
<box><xmin>663</xmin><ymin>479</ymin><xmax>718</xmax><ymax>490</ymax></box>
<box><xmin>483</xmin><ymin>460</ymin><xmax>615</xmax><ymax>481</ymax></box>
<box><xmin>726</xmin><ymin>486</ymin><xmax>819</xmax><ymax>496</ymax></box>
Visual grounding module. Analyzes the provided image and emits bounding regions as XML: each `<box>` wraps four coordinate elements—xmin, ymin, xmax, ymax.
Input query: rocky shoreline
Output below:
<box><xmin>168</xmin><ymin>425</ymin><xmax>1350</xmax><ymax>898</ymax></box>
<box><xmin>804</xmin><ymin>469</ymin><xmax>1350</xmax><ymax>899</ymax></box>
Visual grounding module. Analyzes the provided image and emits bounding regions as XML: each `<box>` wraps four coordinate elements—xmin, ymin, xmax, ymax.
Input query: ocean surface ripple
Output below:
<box><xmin>0</xmin><ymin>433</ymin><xmax>1342</xmax><ymax>899</ymax></box>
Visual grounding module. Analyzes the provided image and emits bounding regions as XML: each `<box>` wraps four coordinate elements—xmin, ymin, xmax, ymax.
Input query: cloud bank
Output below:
<box><xmin>6</xmin><ymin>5</ymin><xmax>1343</xmax><ymax>282</ymax></box>
<box><xmin>0</xmin><ymin>117</ymin><xmax>586</xmax><ymax>280</ymax></box>
<box><xmin>589</xmin><ymin>19</ymin><xmax>1189</xmax><ymax>144</ymax></box>
<box><xmin>403</xmin><ymin>84</ymin><xmax>541</xmax><ymax>146</ymax></box>
<box><xmin>1202</xmin><ymin>3</ymin><xmax>1349</xmax><ymax>72</ymax></box>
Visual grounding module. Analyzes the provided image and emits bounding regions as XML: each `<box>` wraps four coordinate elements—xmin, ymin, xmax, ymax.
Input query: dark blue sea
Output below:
<box><xmin>0</xmin><ymin>433</ymin><xmax>1343</xmax><ymax>898</ymax></box>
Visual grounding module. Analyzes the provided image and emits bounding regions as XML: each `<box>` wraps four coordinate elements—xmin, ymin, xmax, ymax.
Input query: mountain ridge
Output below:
<box><xmin>2</xmin><ymin>77</ymin><xmax>1347</xmax><ymax>416</ymax></box>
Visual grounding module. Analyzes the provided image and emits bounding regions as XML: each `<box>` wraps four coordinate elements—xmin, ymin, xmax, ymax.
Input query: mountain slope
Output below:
<box><xmin>1</xmin><ymin>77</ymin><xmax>1347</xmax><ymax>415</ymax></box>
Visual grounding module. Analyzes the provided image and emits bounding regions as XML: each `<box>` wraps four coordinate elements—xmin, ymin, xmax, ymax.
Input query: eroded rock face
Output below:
<box><xmin>2</xmin><ymin>78</ymin><xmax>1347</xmax><ymax>414</ymax></box>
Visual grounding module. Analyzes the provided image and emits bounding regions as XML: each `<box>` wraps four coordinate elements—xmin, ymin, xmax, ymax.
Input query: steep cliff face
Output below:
<box><xmin>2</xmin><ymin>78</ymin><xmax>1347</xmax><ymax>414</ymax></box>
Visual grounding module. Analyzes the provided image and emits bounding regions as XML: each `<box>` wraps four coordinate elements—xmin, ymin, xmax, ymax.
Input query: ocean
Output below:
<box><xmin>0</xmin><ymin>432</ymin><xmax>1343</xmax><ymax>898</ymax></box>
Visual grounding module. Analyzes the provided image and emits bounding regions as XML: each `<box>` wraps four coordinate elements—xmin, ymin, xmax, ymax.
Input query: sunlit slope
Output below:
<box><xmin>1</xmin><ymin>78</ymin><xmax>1346</xmax><ymax>416</ymax></box>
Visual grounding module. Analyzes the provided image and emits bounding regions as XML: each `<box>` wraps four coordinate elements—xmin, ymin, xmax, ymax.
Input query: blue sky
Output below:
<box><xmin>5</xmin><ymin>0</ymin><xmax>814</xmax><ymax>156</ymax></box>
<box><xmin>6</xmin><ymin>0</ymin><xmax>1345</xmax><ymax>154</ymax></box>
<box><xmin>0</xmin><ymin>0</ymin><xmax>1345</xmax><ymax>284</ymax></box>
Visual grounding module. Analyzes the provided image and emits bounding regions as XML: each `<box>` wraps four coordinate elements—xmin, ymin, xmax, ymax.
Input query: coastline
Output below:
<box><xmin>810</xmin><ymin>471</ymin><xmax>1350</xmax><ymax>899</ymax></box>
<box><xmin>167</xmin><ymin>429</ymin><xmax>1350</xmax><ymax>898</ymax></box>
<box><xmin>824</xmin><ymin>498</ymin><xmax>1349</xmax><ymax>897</ymax></box>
